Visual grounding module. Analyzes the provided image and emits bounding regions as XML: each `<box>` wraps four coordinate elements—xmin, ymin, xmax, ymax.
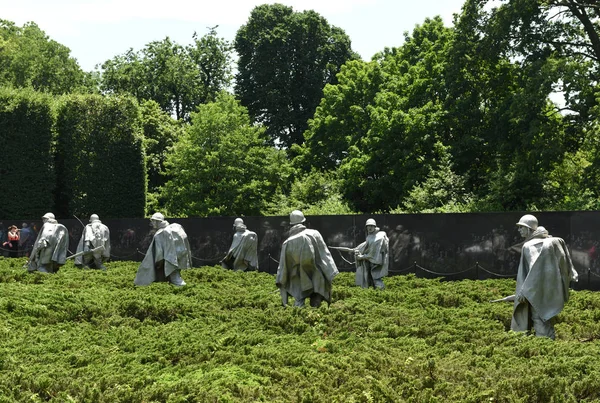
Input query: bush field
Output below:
<box><xmin>1</xmin><ymin>257</ymin><xmax>600</xmax><ymax>402</ymax></box>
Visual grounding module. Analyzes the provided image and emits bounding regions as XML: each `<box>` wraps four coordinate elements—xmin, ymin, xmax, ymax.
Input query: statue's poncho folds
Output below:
<box><xmin>276</xmin><ymin>224</ymin><xmax>339</xmax><ymax>305</ymax></box>
<box><xmin>355</xmin><ymin>229</ymin><xmax>389</xmax><ymax>288</ymax></box>
<box><xmin>511</xmin><ymin>234</ymin><xmax>577</xmax><ymax>331</ymax></box>
<box><xmin>134</xmin><ymin>222</ymin><xmax>192</xmax><ymax>285</ymax></box>
<box><xmin>28</xmin><ymin>220</ymin><xmax>68</xmax><ymax>272</ymax></box>
<box><xmin>75</xmin><ymin>219</ymin><xmax>111</xmax><ymax>268</ymax></box>
<box><xmin>221</xmin><ymin>229</ymin><xmax>259</xmax><ymax>271</ymax></box>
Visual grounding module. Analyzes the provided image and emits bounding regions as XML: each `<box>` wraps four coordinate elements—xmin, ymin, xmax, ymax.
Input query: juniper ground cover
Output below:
<box><xmin>1</xmin><ymin>257</ymin><xmax>600</xmax><ymax>402</ymax></box>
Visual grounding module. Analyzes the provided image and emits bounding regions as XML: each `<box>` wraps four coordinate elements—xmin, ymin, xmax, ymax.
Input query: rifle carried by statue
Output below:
<box><xmin>490</xmin><ymin>295</ymin><xmax>515</xmax><ymax>303</ymax></box>
<box><xmin>67</xmin><ymin>245</ymin><xmax>105</xmax><ymax>260</ymax></box>
<box><xmin>327</xmin><ymin>246</ymin><xmax>357</xmax><ymax>265</ymax></box>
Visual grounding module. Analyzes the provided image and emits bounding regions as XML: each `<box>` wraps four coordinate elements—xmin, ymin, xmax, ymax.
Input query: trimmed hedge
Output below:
<box><xmin>0</xmin><ymin>87</ymin><xmax>55</xmax><ymax>218</ymax></box>
<box><xmin>0</xmin><ymin>89</ymin><xmax>147</xmax><ymax>219</ymax></box>
<box><xmin>54</xmin><ymin>94</ymin><xmax>146</xmax><ymax>218</ymax></box>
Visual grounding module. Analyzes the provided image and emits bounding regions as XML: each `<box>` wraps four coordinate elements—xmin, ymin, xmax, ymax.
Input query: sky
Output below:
<box><xmin>2</xmin><ymin>0</ymin><xmax>468</xmax><ymax>72</ymax></box>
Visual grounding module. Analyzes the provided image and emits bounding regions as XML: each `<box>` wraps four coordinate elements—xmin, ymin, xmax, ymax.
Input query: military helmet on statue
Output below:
<box><xmin>365</xmin><ymin>218</ymin><xmax>377</xmax><ymax>227</ymax></box>
<box><xmin>289</xmin><ymin>210</ymin><xmax>306</xmax><ymax>225</ymax></box>
<box><xmin>516</xmin><ymin>214</ymin><xmax>538</xmax><ymax>230</ymax></box>
<box><xmin>150</xmin><ymin>212</ymin><xmax>165</xmax><ymax>222</ymax></box>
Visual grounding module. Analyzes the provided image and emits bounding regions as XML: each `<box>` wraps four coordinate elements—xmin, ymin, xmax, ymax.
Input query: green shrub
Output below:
<box><xmin>0</xmin><ymin>257</ymin><xmax>598</xmax><ymax>401</ymax></box>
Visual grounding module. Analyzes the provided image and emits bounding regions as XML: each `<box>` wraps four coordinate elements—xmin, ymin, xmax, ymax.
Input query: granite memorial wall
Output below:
<box><xmin>2</xmin><ymin>211</ymin><xmax>599</xmax><ymax>289</ymax></box>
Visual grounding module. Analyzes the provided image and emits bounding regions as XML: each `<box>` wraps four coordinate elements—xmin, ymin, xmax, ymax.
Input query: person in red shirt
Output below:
<box><xmin>4</xmin><ymin>225</ymin><xmax>20</xmax><ymax>258</ymax></box>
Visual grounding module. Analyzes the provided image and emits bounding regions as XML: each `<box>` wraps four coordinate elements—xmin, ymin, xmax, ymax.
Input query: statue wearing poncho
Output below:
<box><xmin>27</xmin><ymin>212</ymin><xmax>68</xmax><ymax>273</ymax></box>
<box><xmin>276</xmin><ymin>210</ymin><xmax>339</xmax><ymax>308</ymax></box>
<box><xmin>221</xmin><ymin>218</ymin><xmax>258</xmax><ymax>271</ymax></box>
<box><xmin>134</xmin><ymin>213</ymin><xmax>191</xmax><ymax>286</ymax></box>
<box><xmin>75</xmin><ymin>214</ymin><xmax>111</xmax><ymax>270</ymax></box>
<box><xmin>355</xmin><ymin>218</ymin><xmax>389</xmax><ymax>289</ymax></box>
<box><xmin>511</xmin><ymin>215</ymin><xmax>578</xmax><ymax>339</ymax></box>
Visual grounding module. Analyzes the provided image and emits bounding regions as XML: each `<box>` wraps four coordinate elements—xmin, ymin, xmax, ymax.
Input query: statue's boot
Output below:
<box><xmin>169</xmin><ymin>270</ymin><xmax>186</xmax><ymax>286</ymax></box>
<box><xmin>94</xmin><ymin>257</ymin><xmax>106</xmax><ymax>270</ymax></box>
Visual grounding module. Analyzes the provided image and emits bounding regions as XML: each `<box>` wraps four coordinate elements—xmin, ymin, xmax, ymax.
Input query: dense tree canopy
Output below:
<box><xmin>100</xmin><ymin>28</ymin><xmax>233</xmax><ymax>120</ymax></box>
<box><xmin>139</xmin><ymin>100</ymin><xmax>184</xmax><ymax>212</ymax></box>
<box><xmin>298</xmin><ymin>1</ymin><xmax>600</xmax><ymax>213</ymax></box>
<box><xmin>297</xmin><ymin>59</ymin><xmax>384</xmax><ymax>172</ymax></box>
<box><xmin>1</xmin><ymin>1</ymin><xmax>599</xmax><ymax>217</ymax></box>
<box><xmin>440</xmin><ymin>0</ymin><xmax>599</xmax><ymax>211</ymax></box>
<box><xmin>234</xmin><ymin>4</ymin><xmax>358</xmax><ymax>149</ymax></box>
<box><xmin>300</xmin><ymin>17</ymin><xmax>453</xmax><ymax>212</ymax></box>
<box><xmin>161</xmin><ymin>92</ymin><xmax>291</xmax><ymax>216</ymax></box>
<box><xmin>0</xmin><ymin>20</ymin><xmax>87</xmax><ymax>94</ymax></box>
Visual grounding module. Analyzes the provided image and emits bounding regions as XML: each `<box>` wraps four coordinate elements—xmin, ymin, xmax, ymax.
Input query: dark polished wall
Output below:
<box><xmin>2</xmin><ymin>211</ymin><xmax>599</xmax><ymax>289</ymax></box>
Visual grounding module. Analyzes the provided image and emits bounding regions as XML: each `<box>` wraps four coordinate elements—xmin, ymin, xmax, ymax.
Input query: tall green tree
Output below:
<box><xmin>344</xmin><ymin>18</ymin><xmax>455</xmax><ymax>212</ymax></box>
<box><xmin>298</xmin><ymin>1</ymin><xmax>599</xmax><ymax>213</ymax></box>
<box><xmin>298</xmin><ymin>59</ymin><xmax>385</xmax><ymax>172</ymax></box>
<box><xmin>140</xmin><ymin>99</ymin><xmax>183</xmax><ymax>212</ymax></box>
<box><xmin>493</xmin><ymin>0</ymin><xmax>600</xmax><ymax>209</ymax></box>
<box><xmin>401</xmin><ymin>142</ymin><xmax>473</xmax><ymax>213</ymax></box>
<box><xmin>300</xmin><ymin>17</ymin><xmax>453</xmax><ymax>212</ymax></box>
<box><xmin>162</xmin><ymin>92</ymin><xmax>291</xmax><ymax>216</ymax></box>
<box><xmin>442</xmin><ymin>0</ymin><xmax>597</xmax><ymax>210</ymax></box>
<box><xmin>0</xmin><ymin>20</ymin><xmax>86</xmax><ymax>94</ymax></box>
<box><xmin>234</xmin><ymin>4</ymin><xmax>358</xmax><ymax>149</ymax></box>
<box><xmin>100</xmin><ymin>28</ymin><xmax>232</xmax><ymax>120</ymax></box>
